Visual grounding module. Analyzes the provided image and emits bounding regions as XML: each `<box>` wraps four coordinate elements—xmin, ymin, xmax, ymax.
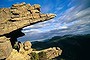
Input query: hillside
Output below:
<box><xmin>32</xmin><ymin>34</ymin><xmax>90</xmax><ymax>60</ymax></box>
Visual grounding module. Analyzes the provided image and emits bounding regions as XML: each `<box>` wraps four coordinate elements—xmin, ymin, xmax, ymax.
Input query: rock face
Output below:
<box><xmin>6</xmin><ymin>49</ymin><xmax>31</xmax><ymax>60</ymax></box>
<box><xmin>6</xmin><ymin>41</ymin><xmax>62</xmax><ymax>60</ymax></box>
<box><xmin>23</xmin><ymin>41</ymin><xmax>32</xmax><ymax>50</ymax></box>
<box><xmin>0</xmin><ymin>2</ymin><xmax>62</xmax><ymax>60</ymax></box>
<box><xmin>0</xmin><ymin>2</ymin><xmax>56</xmax><ymax>35</ymax></box>
<box><xmin>0</xmin><ymin>36</ymin><xmax>12</xmax><ymax>59</ymax></box>
<box><xmin>43</xmin><ymin>47</ymin><xmax>62</xmax><ymax>59</ymax></box>
<box><xmin>32</xmin><ymin>47</ymin><xmax>62</xmax><ymax>60</ymax></box>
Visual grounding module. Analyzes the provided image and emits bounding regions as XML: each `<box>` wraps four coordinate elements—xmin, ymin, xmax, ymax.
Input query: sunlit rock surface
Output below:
<box><xmin>0</xmin><ymin>2</ymin><xmax>56</xmax><ymax>35</ymax></box>
<box><xmin>0</xmin><ymin>36</ymin><xmax>12</xmax><ymax>59</ymax></box>
<box><xmin>6</xmin><ymin>41</ymin><xmax>62</xmax><ymax>60</ymax></box>
<box><xmin>0</xmin><ymin>2</ymin><xmax>62</xmax><ymax>60</ymax></box>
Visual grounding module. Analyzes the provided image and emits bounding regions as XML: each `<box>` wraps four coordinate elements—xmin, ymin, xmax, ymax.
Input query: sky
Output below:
<box><xmin>0</xmin><ymin>0</ymin><xmax>90</xmax><ymax>42</ymax></box>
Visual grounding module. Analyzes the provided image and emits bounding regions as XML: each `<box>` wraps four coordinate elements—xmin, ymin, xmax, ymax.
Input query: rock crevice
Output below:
<box><xmin>0</xmin><ymin>2</ymin><xmax>56</xmax><ymax>35</ymax></box>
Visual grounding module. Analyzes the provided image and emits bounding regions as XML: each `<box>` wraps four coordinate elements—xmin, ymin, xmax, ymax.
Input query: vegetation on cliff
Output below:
<box><xmin>32</xmin><ymin>34</ymin><xmax>90</xmax><ymax>60</ymax></box>
<box><xmin>0</xmin><ymin>2</ymin><xmax>58</xmax><ymax>60</ymax></box>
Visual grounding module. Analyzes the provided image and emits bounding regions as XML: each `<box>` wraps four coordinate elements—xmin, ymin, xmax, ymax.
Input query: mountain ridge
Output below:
<box><xmin>32</xmin><ymin>34</ymin><xmax>90</xmax><ymax>60</ymax></box>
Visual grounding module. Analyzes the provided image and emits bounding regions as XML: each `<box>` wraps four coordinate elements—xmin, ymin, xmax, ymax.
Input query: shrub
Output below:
<box><xmin>38</xmin><ymin>51</ymin><xmax>48</xmax><ymax>60</ymax></box>
<box><xmin>31</xmin><ymin>52</ymin><xmax>39</xmax><ymax>60</ymax></box>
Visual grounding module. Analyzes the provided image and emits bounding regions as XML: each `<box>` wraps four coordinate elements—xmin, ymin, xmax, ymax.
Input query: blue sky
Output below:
<box><xmin>0</xmin><ymin>0</ymin><xmax>90</xmax><ymax>42</ymax></box>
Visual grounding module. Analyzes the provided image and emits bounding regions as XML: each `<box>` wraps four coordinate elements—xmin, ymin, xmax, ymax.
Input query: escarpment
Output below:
<box><xmin>0</xmin><ymin>2</ymin><xmax>62</xmax><ymax>60</ymax></box>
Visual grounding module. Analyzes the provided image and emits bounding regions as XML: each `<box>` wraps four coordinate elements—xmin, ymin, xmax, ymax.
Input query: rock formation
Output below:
<box><xmin>6</xmin><ymin>41</ymin><xmax>62</xmax><ymax>60</ymax></box>
<box><xmin>0</xmin><ymin>36</ymin><xmax>12</xmax><ymax>59</ymax></box>
<box><xmin>0</xmin><ymin>2</ymin><xmax>56</xmax><ymax>35</ymax></box>
<box><xmin>0</xmin><ymin>2</ymin><xmax>62</xmax><ymax>60</ymax></box>
<box><xmin>23</xmin><ymin>41</ymin><xmax>32</xmax><ymax>50</ymax></box>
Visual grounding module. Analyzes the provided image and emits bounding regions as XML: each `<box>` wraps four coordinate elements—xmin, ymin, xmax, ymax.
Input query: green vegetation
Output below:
<box><xmin>30</xmin><ymin>51</ymin><xmax>48</xmax><ymax>60</ymax></box>
<box><xmin>13</xmin><ymin>43</ymin><xmax>18</xmax><ymax>49</ymax></box>
<box><xmin>31</xmin><ymin>52</ymin><xmax>39</xmax><ymax>60</ymax></box>
<box><xmin>38</xmin><ymin>51</ymin><xmax>47</xmax><ymax>60</ymax></box>
<box><xmin>32</xmin><ymin>34</ymin><xmax>90</xmax><ymax>60</ymax></box>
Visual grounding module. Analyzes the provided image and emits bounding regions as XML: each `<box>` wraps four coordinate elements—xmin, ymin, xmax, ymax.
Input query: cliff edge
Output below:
<box><xmin>0</xmin><ymin>2</ymin><xmax>62</xmax><ymax>60</ymax></box>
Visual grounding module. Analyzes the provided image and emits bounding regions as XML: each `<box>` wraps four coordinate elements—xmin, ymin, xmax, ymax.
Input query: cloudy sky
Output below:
<box><xmin>1</xmin><ymin>0</ymin><xmax>90</xmax><ymax>42</ymax></box>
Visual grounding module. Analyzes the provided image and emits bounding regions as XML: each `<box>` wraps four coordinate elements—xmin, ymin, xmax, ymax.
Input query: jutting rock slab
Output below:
<box><xmin>0</xmin><ymin>2</ymin><xmax>62</xmax><ymax>60</ymax></box>
<box><xmin>0</xmin><ymin>2</ymin><xmax>56</xmax><ymax>35</ymax></box>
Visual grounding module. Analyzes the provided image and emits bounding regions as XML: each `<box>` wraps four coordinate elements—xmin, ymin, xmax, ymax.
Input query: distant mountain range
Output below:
<box><xmin>32</xmin><ymin>34</ymin><xmax>90</xmax><ymax>60</ymax></box>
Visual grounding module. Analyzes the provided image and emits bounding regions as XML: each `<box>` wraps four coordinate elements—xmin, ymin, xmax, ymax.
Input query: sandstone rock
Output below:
<box><xmin>33</xmin><ymin>4</ymin><xmax>40</xmax><ymax>9</ymax></box>
<box><xmin>0</xmin><ymin>3</ymin><xmax>56</xmax><ymax>35</ymax></box>
<box><xmin>0</xmin><ymin>36</ymin><xmax>12</xmax><ymax>59</ymax></box>
<box><xmin>11</xmin><ymin>15</ymin><xmax>20</xmax><ymax>18</ymax></box>
<box><xmin>32</xmin><ymin>47</ymin><xmax>62</xmax><ymax>59</ymax></box>
<box><xmin>6</xmin><ymin>49</ymin><xmax>31</xmax><ymax>60</ymax></box>
<box><xmin>19</xmin><ymin>43</ymin><xmax>25</xmax><ymax>54</ymax></box>
<box><xmin>26</xmin><ymin>4</ymin><xmax>31</xmax><ymax>7</ymax></box>
<box><xmin>47</xmin><ymin>13</ymin><xmax>56</xmax><ymax>19</ymax></box>
<box><xmin>56</xmin><ymin>47</ymin><xmax>61</xmax><ymax>50</ymax></box>
<box><xmin>30</xmin><ymin>10</ymin><xmax>40</xmax><ymax>13</ymax></box>
<box><xmin>23</xmin><ymin>41</ymin><xmax>32</xmax><ymax>51</ymax></box>
<box><xmin>12</xmin><ymin>2</ymin><xmax>26</xmax><ymax>7</ymax></box>
<box><xmin>32</xmin><ymin>13</ymin><xmax>40</xmax><ymax>19</ymax></box>
<box><xmin>40</xmin><ymin>14</ymin><xmax>47</xmax><ymax>17</ymax></box>
<box><xmin>0</xmin><ymin>2</ymin><xmax>59</xmax><ymax>60</ymax></box>
<box><xmin>42</xmin><ymin>47</ymin><xmax>62</xmax><ymax>59</ymax></box>
<box><xmin>28</xmin><ymin>6</ymin><xmax>35</xmax><ymax>10</ymax></box>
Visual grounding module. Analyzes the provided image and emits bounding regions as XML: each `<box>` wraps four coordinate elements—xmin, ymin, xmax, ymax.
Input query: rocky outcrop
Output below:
<box><xmin>6</xmin><ymin>49</ymin><xmax>31</xmax><ymax>60</ymax></box>
<box><xmin>6</xmin><ymin>41</ymin><xmax>62</xmax><ymax>60</ymax></box>
<box><xmin>0</xmin><ymin>36</ymin><xmax>12</xmax><ymax>59</ymax></box>
<box><xmin>0</xmin><ymin>2</ymin><xmax>56</xmax><ymax>35</ymax></box>
<box><xmin>32</xmin><ymin>47</ymin><xmax>62</xmax><ymax>60</ymax></box>
<box><xmin>41</xmin><ymin>47</ymin><xmax>62</xmax><ymax>59</ymax></box>
<box><xmin>23</xmin><ymin>41</ymin><xmax>32</xmax><ymax>50</ymax></box>
<box><xmin>0</xmin><ymin>2</ymin><xmax>62</xmax><ymax>60</ymax></box>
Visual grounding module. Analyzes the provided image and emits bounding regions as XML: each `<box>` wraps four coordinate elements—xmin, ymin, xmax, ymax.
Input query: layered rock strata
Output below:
<box><xmin>0</xmin><ymin>36</ymin><xmax>12</xmax><ymax>59</ymax></box>
<box><xmin>0</xmin><ymin>2</ymin><xmax>56</xmax><ymax>35</ymax></box>
<box><xmin>0</xmin><ymin>2</ymin><xmax>62</xmax><ymax>60</ymax></box>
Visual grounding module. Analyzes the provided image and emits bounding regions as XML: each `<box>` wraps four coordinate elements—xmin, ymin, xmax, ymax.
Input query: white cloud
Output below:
<box><xmin>18</xmin><ymin>0</ymin><xmax>90</xmax><ymax>42</ymax></box>
<box><xmin>20</xmin><ymin>7</ymin><xmax>90</xmax><ymax>41</ymax></box>
<box><xmin>54</xmin><ymin>6</ymin><xmax>64</xmax><ymax>13</ymax></box>
<box><xmin>41</xmin><ymin>3</ymin><xmax>53</xmax><ymax>13</ymax></box>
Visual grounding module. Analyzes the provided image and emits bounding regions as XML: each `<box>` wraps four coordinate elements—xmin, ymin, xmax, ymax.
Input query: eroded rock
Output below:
<box><xmin>0</xmin><ymin>36</ymin><xmax>12</xmax><ymax>59</ymax></box>
<box><xmin>23</xmin><ymin>41</ymin><xmax>32</xmax><ymax>51</ymax></box>
<box><xmin>41</xmin><ymin>47</ymin><xmax>62</xmax><ymax>59</ymax></box>
<box><xmin>0</xmin><ymin>2</ymin><xmax>61</xmax><ymax>60</ymax></box>
<box><xmin>0</xmin><ymin>2</ymin><xmax>56</xmax><ymax>35</ymax></box>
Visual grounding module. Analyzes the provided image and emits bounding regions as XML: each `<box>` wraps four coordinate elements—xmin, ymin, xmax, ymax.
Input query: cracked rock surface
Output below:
<box><xmin>0</xmin><ymin>2</ymin><xmax>56</xmax><ymax>35</ymax></box>
<box><xmin>0</xmin><ymin>2</ymin><xmax>62</xmax><ymax>60</ymax></box>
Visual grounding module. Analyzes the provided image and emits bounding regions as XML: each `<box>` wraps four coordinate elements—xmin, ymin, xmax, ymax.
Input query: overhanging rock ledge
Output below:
<box><xmin>0</xmin><ymin>2</ymin><xmax>62</xmax><ymax>60</ymax></box>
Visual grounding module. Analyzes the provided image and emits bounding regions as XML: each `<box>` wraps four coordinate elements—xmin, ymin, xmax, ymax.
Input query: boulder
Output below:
<box><xmin>23</xmin><ymin>41</ymin><xmax>32</xmax><ymax>51</ymax></box>
<box><xmin>0</xmin><ymin>36</ymin><xmax>12</xmax><ymax>59</ymax></box>
<box><xmin>33</xmin><ymin>4</ymin><xmax>40</xmax><ymax>9</ymax></box>
<box><xmin>19</xmin><ymin>43</ymin><xmax>25</xmax><ymax>54</ymax></box>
